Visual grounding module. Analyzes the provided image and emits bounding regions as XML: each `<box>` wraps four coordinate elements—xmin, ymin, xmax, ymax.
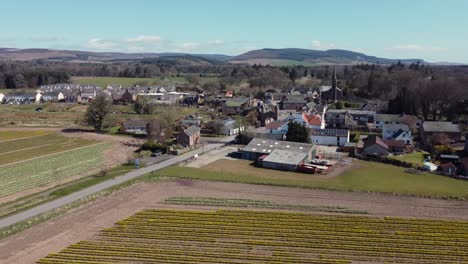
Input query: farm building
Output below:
<box><xmin>261</xmin><ymin>149</ymin><xmax>309</xmax><ymax>171</ymax></box>
<box><xmin>310</xmin><ymin>128</ymin><xmax>349</xmax><ymax>146</ymax></box>
<box><xmin>421</xmin><ymin>121</ymin><xmax>462</xmax><ymax>143</ymax></box>
<box><xmin>241</xmin><ymin>138</ymin><xmax>316</xmax><ymax>161</ymax></box>
<box><xmin>122</xmin><ymin>119</ymin><xmax>149</xmax><ymax>135</ymax></box>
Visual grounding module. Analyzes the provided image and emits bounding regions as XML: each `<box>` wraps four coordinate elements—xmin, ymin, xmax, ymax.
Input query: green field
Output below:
<box><xmin>38</xmin><ymin>209</ymin><xmax>468</xmax><ymax>264</ymax></box>
<box><xmin>0</xmin><ymin>131</ymin><xmax>112</xmax><ymax>198</ymax></box>
<box><xmin>155</xmin><ymin>159</ymin><xmax>468</xmax><ymax>199</ymax></box>
<box><xmin>0</xmin><ymin>130</ymin><xmax>50</xmax><ymax>141</ymax></box>
<box><xmin>0</xmin><ymin>142</ymin><xmax>111</xmax><ymax>198</ymax></box>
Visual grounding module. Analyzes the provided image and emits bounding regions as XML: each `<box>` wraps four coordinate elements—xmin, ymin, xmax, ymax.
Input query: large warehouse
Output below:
<box><xmin>241</xmin><ymin>138</ymin><xmax>316</xmax><ymax>168</ymax></box>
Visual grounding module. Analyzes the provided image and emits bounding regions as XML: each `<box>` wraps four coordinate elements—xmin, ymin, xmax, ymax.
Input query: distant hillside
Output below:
<box><xmin>0</xmin><ymin>48</ymin><xmax>232</xmax><ymax>63</ymax></box>
<box><xmin>229</xmin><ymin>48</ymin><xmax>426</xmax><ymax>65</ymax></box>
<box><xmin>0</xmin><ymin>47</ymin><xmax>438</xmax><ymax>66</ymax></box>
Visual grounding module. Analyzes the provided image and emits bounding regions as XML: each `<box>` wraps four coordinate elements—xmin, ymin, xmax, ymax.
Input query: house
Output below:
<box><xmin>382</xmin><ymin>124</ymin><xmax>412</xmax><ymax>144</ymax></box>
<box><xmin>41</xmin><ymin>91</ymin><xmax>65</xmax><ymax>102</ymax></box>
<box><xmin>421</xmin><ymin>121</ymin><xmax>462</xmax><ymax>143</ymax></box>
<box><xmin>241</xmin><ymin>138</ymin><xmax>316</xmax><ymax>161</ymax></box>
<box><xmin>0</xmin><ymin>93</ymin><xmax>5</xmax><ymax>103</ymax></box>
<box><xmin>319</xmin><ymin>66</ymin><xmax>342</xmax><ymax>102</ymax></box>
<box><xmin>4</xmin><ymin>93</ymin><xmax>38</xmax><ymax>104</ymax></box>
<box><xmin>261</xmin><ymin>149</ymin><xmax>309</xmax><ymax>171</ymax></box>
<box><xmin>206</xmin><ymin>118</ymin><xmax>244</xmax><ymax>136</ymax></box>
<box><xmin>324</xmin><ymin>109</ymin><xmax>356</xmax><ymax>129</ymax></box>
<box><xmin>266</xmin><ymin>121</ymin><xmax>288</xmax><ymax>136</ymax></box>
<box><xmin>346</xmin><ymin>109</ymin><xmax>376</xmax><ymax>124</ymax></box>
<box><xmin>285</xmin><ymin>112</ymin><xmax>325</xmax><ymax>129</ymax></box>
<box><xmin>79</xmin><ymin>87</ymin><xmax>99</xmax><ymax>102</ymax></box>
<box><xmin>62</xmin><ymin>90</ymin><xmax>79</xmax><ymax>103</ymax></box>
<box><xmin>280</xmin><ymin>95</ymin><xmax>308</xmax><ymax>111</ymax></box>
<box><xmin>310</xmin><ymin>128</ymin><xmax>350</xmax><ymax>147</ymax></box>
<box><xmin>180</xmin><ymin>115</ymin><xmax>203</xmax><ymax>128</ymax></box>
<box><xmin>438</xmin><ymin>162</ymin><xmax>457</xmax><ymax>176</ymax></box>
<box><xmin>122</xmin><ymin>119</ymin><xmax>149</xmax><ymax>135</ymax></box>
<box><xmin>177</xmin><ymin>125</ymin><xmax>201</xmax><ymax>148</ymax></box>
<box><xmin>382</xmin><ymin>139</ymin><xmax>406</xmax><ymax>153</ymax></box>
<box><xmin>221</xmin><ymin>97</ymin><xmax>252</xmax><ymax>115</ymax></box>
<box><xmin>374</xmin><ymin>114</ymin><xmax>421</xmax><ymax>130</ymax></box>
<box><xmin>362</xmin><ymin>135</ymin><xmax>389</xmax><ymax>156</ymax></box>
<box><xmin>120</xmin><ymin>89</ymin><xmax>133</xmax><ymax>104</ymax></box>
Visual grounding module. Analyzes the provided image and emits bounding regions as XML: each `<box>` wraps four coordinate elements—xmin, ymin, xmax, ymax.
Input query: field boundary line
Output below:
<box><xmin>0</xmin><ymin>142</ymin><xmax>111</xmax><ymax>168</ymax></box>
<box><xmin>0</xmin><ymin>132</ymin><xmax>55</xmax><ymax>143</ymax></box>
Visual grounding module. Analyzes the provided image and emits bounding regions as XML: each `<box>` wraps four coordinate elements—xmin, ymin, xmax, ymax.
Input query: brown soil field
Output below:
<box><xmin>1</xmin><ymin>180</ymin><xmax>467</xmax><ymax>264</ymax></box>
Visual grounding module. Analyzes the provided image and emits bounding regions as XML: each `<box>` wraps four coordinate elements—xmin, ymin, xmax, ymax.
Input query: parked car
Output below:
<box><xmin>151</xmin><ymin>150</ymin><xmax>163</xmax><ymax>157</ymax></box>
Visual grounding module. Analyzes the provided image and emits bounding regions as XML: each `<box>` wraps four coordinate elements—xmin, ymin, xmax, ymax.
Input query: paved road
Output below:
<box><xmin>0</xmin><ymin>136</ymin><xmax>235</xmax><ymax>229</ymax></box>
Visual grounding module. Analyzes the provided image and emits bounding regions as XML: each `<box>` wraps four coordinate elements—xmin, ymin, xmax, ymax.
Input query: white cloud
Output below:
<box><xmin>311</xmin><ymin>40</ymin><xmax>321</xmax><ymax>48</ymax></box>
<box><xmin>388</xmin><ymin>44</ymin><xmax>445</xmax><ymax>51</ymax></box>
<box><xmin>208</xmin><ymin>39</ymin><xmax>225</xmax><ymax>46</ymax></box>
<box><xmin>86</xmin><ymin>38</ymin><xmax>116</xmax><ymax>49</ymax></box>
<box><xmin>180</xmin><ymin>42</ymin><xmax>200</xmax><ymax>51</ymax></box>
<box><xmin>126</xmin><ymin>35</ymin><xmax>162</xmax><ymax>44</ymax></box>
<box><xmin>328</xmin><ymin>43</ymin><xmax>336</xmax><ymax>49</ymax></box>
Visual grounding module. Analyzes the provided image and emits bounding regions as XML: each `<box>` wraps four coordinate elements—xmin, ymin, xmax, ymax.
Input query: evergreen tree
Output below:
<box><xmin>286</xmin><ymin>122</ymin><xmax>310</xmax><ymax>143</ymax></box>
<box><xmin>83</xmin><ymin>95</ymin><xmax>113</xmax><ymax>132</ymax></box>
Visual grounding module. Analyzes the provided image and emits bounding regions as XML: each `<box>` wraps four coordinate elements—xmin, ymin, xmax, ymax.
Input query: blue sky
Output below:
<box><xmin>1</xmin><ymin>0</ymin><xmax>467</xmax><ymax>62</ymax></box>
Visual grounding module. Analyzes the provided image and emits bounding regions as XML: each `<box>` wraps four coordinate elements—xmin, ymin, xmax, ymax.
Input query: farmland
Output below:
<box><xmin>0</xmin><ymin>142</ymin><xmax>111</xmax><ymax>198</ymax></box>
<box><xmin>37</xmin><ymin>209</ymin><xmax>468</xmax><ymax>264</ymax></box>
<box><xmin>157</xmin><ymin>159</ymin><xmax>468</xmax><ymax>199</ymax></box>
<box><xmin>0</xmin><ymin>131</ymin><xmax>112</xmax><ymax>199</ymax></box>
<box><xmin>0</xmin><ymin>133</ymin><xmax>96</xmax><ymax>165</ymax></box>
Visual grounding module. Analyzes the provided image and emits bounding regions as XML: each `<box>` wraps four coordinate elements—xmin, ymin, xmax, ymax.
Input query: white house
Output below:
<box><xmin>0</xmin><ymin>93</ymin><xmax>4</xmax><ymax>103</ymax></box>
<box><xmin>41</xmin><ymin>91</ymin><xmax>64</xmax><ymax>102</ymax></box>
<box><xmin>382</xmin><ymin>124</ymin><xmax>412</xmax><ymax>144</ymax></box>
<box><xmin>310</xmin><ymin>128</ymin><xmax>350</xmax><ymax>146</ymax></box>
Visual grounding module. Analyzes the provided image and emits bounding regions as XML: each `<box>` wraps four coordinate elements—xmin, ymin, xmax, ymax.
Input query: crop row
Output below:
<box><xmin>38</xmin><ymin>209</ymin><xmax>468</xmax><ymax>264</ymax></box>
<box><xmin>0</xmin><ymin>143</ymin><xmax>111</xmax><ymax>197</ymax></box>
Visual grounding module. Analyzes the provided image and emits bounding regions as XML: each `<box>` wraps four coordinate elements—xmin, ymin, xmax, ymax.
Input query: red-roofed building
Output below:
<box><xmin>285</xmin><ymin>112</ymin><xmax>325</xmax><ymax>129</ymax></box>
<box><xmin>363</xmin><ymin>135</ymin><xmax>389</xmax><ymax>156</ymax></box>
<box><xmin>382</xmin><ymin>139</ymin><xmax>406</xmax><ymax>153</ymax></box>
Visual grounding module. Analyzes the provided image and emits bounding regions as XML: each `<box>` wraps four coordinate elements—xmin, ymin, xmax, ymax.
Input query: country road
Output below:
<box><xmin>0</xmin><ymin>136</ymin><xmax>235</xmax><ymax>229</ymax></box>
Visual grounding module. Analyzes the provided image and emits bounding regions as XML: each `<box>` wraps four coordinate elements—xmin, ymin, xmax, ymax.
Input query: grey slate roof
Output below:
<box><xmin>423</xmin><ymin>121</ymin><xmax>460</xmax><ymax>133</ymax></box>
<box><xmin>183</xmin><ymin>125</ymin><xmax>201</xmax><ymax>137</ymax></box>
<box><xmin>262</xmin><ymin>149</ymin><xmax>308</xmax><ymax>165</ymax></box>
<box><xmin>243</xmin><ymin>138</ymin><xmax>314</xmax><ymax>155</ymax></box>
<box><xmin>382</xmin><ymin>124</ymin><xmax>410</xmax><ymax>131</ymax></box>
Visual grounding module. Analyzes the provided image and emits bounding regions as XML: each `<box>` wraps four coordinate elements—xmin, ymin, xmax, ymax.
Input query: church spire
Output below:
<box><xmin>332</xmin><ymin>65</ymin><xmax>337</xmax><ymax>102</ymax></box>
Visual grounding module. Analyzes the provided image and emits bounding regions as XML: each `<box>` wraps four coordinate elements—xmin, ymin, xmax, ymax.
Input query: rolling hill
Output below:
<box><xmin>229</xmin><ymin>48</ymin><xmax>425</xmax><ymax>65</ymax></box>
<box><xmin>0</xmin><ymin>47</ymin><xmax>429</xmax><ymax>65</ymax></box>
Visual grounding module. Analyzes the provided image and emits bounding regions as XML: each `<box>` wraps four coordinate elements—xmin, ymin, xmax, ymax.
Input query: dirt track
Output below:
<box><xmin>1</xmin><ymin>180</ymin><xmax>467</xmax><ymax>264</ymax></box>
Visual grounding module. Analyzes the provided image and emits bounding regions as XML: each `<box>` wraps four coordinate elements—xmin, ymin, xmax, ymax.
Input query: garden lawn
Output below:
<box><xmin>388</xmin><ymin>151</ymin><xmax>429</xmax><ymax>167</ymax></box>
<box><xmin>155</xmin><ymin>159</ymin><xmax>468</xmax><ymax>199</ymax></box>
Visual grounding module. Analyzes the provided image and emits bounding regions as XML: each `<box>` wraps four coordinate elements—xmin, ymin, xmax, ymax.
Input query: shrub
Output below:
<box><xmin>140</xmin><ymin>141</ymin><xmax>168</xmax><ymax>153</ymax></box>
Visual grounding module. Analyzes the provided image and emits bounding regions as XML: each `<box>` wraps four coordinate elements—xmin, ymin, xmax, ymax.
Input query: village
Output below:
<box><xmin>1</xmin><ymin>67</ymin><xmax>467</xmax><ymax>180</ymax></box>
